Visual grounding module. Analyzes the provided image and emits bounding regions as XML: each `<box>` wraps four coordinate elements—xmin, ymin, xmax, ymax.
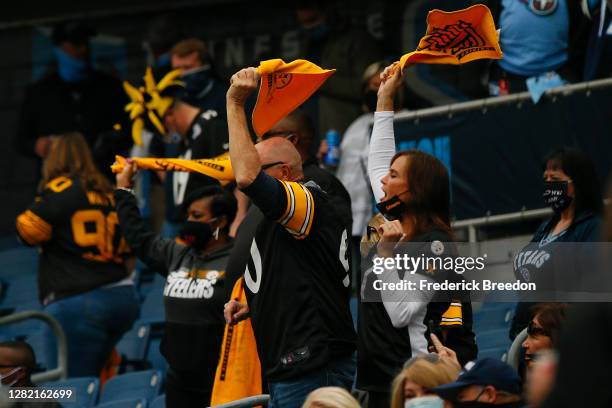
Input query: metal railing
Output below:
<box><xmin>0</xmin><ymin>310</ymin><xmax>68</xmax><ymax>383</ymax></box>
<box><xmin>394</xmin><ymin>77</ymin><xmax>612</xmax><ymax>122</ymax></box>
<box><xmin>451</xmin><ymin>207</ymin><xmax>553</xmax><ymax>243</ymax></box>
<box><xmin>209</xmin><ymin>395</ymin><xmax>270</xmax><ymax>408</ymax></box>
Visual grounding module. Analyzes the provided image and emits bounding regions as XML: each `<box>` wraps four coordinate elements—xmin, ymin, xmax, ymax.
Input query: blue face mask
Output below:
<box><xmin>181</xmin><ymin>66</ymin><xmax>213</xmax><ymax>100</ymax></box>
<box><xmin>54</xmin><ymin>48</ymin><xmax>88</xmax><ymax>82</ymax></box>
<box><xmin>304</xmin><ymin>22</ymin><xmax>330</xmax><ymax>41</ymax></box>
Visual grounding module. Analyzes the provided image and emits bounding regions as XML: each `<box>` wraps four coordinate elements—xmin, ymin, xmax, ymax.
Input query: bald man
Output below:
<box><xmin>0</xmin><ymin>341</ymin><xmax>36</xmax><ymax>388</ymax></box>
<box><xmin>223</xmin><ymin>67</ymin><xmax>356</xmax><ymax>408</ymax></box>
<box><xmin>259</xmin><ymin>110</ymin><xmax>352</xmax><ymax>235</ymax></box>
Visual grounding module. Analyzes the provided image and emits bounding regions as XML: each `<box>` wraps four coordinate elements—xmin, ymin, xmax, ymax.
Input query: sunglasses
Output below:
<box><xmin>527</xmin><ymin>321</ymin><xmax>549</xmax><ymax>337</ymax></box>
<box><xmin>257</xmin><ymin>131</ymin><xmax>298</xmax><ymax>144</ymax></box>
<box><xmin>261</xmin><ymin>161</ymin><xmax>286</xmax><ymax>170</ymax></box>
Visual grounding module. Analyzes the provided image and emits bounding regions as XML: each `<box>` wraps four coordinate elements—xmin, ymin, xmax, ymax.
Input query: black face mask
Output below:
<box><xmin>452</xmin><ymin>401</ymin><xmax>498</xmax><ymax>408</ymax></box>
<box><xmin>181</xmin><ymin>67</ymin><xmax>213</xmax><ymax>101</ymax></box>
<box><xmin>363</xmin><ymin>90</ymin><xmax>378</xmax><ymax>112</ymax></box>
<box><xmin>543</xmin><ymin>180</ymin><xmax>572</xmax><ymax>213</ymax></box>
<box><xmin>376</xmin><ymin>190</ymin><xmax>411</xmax><ymax>221</ymax></box>
<box><xmin>179</xmin><ymin>221</ymin><xmax>214</xmax><ymax>251</ymax></box>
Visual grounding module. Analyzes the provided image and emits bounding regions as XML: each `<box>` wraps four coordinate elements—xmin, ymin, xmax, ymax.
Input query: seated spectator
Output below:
<box><xmin>170</xmin><ymin>38</ymin><xmax>226</xmax><ymax>116</ymax></box>
<box><xmin>488</xmin><ymin>0</ymin><xmax>593</xmax><ymax>95</ymax></box>
<box><xmin>522</xmin><ymin>303</ymin><xmax>567</xmax><ymax>367</ymax></box>
<box><xmin>302</xmin><ymin>387</ymin><xmax>360</xmax><ymax>408</ymax></box>
<box><xmin>525</xmin><ymin>350</ymin><xmax>557</xmax><ymax>408</ymax></box>
<box><xmin>432</xmin><ymin>358</ymin><xmax>524</xmax><ymax>408</ymax></box>
<box><xmin>15</xmin><ymin>133</ymin><xmax>139</xmax><ymax>377</ymax></box>
<box><xmin>390</xmin><ymin>354</ymin><xmax>460</xmax><ymax>408</ymax></box>
<box><xmin>0</xmin><ymin>341</ymin><xmax>36</xmax><ymax>387</ymax></box>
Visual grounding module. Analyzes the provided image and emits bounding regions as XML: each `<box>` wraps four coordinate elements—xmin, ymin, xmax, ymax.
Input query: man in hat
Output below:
<box><xmin>432</xmin><ymin>358</ymin><xmax>524</xmax><ymax>408</ymax></box>
<box><xmin>14</xmin><ymin>21</ymin><xmax>126</xmax><ymax>175</ymax></box>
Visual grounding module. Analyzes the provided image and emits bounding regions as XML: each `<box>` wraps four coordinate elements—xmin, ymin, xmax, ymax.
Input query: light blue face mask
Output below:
<box><xmin>405</xmin><ymin>396</ymin><xmax>444</xmax><ymax>408</ymax></box>
<box><xmin>54</xmin><ymin>47</ymin><xmax>88</xmax><ymax>82</ymax></box>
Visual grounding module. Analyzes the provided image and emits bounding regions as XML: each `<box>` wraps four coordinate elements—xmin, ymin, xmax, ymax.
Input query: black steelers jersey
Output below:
<box><xmin>231</xmin><ymin>172</ymin><xmax>356</xmax><ymax>382</ymax></box>
<box><xmin>16</xmin><ymin>176</ymin><xmax>130</xmax><ymax>302</ymax></box>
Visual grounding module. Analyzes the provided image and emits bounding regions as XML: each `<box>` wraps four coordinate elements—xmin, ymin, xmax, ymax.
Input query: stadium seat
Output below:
<box><xmin>140</xmin><ymin>288</ymin><xmax>165</xmax><ymax>323</ymax></box>
<box><xmin>149</xmin><ymin>395</ymin><xmax>165</xmax><ymax>408</ymax></box>
<box><xmin>44</xmin><ymin>376</ymin><xmax>99</xmax><ymax>408</ymax></box>
<box><xmin>98</xmin><ymin>370</ymin><xmax>162</xmax><ymax>405</ymax></box>
<box><xmin>96</xmin><ymin>398</ymin><xmax>147</xmax><ymax>408</ymax></box>
<box><xmin>0</xmin><ymin>247</ymin><xmax>38</xmax><ymax>279</ymax></box>
<box><xmin>473</xmin><ymin>302</ymin><xmax>516</xmax><ymax>332</ymax></box>
<box><xmin>145</xmin><ymin>337</ymin><xmax>168</xmax><ymax>377</ymax></box>
<box><xmin>0</xmin><ymin>274</ymin><xmax>39</xmax><ymax>306</ymax></box>
<box><xmin>476</xmin><ymin>328</ymin><xmax>513</xmax><ymax>351</ymax></box>
<box><xmin>116</xmin><ymin>322</ymin><xmax>151</xmax><ymax>363</ymax></box>
<box><xmin>478</xmin><ymin>347</ymin><xmax>509</xmax><ymax>361</ymax></box>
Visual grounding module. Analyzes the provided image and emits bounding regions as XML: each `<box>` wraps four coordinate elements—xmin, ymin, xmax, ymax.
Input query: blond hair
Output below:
<box><xmin>41</xmin><ymin>132</ymin><xmax>113</xmax><ymax>197</ymax></box>
<box><xmin>390</xmin><ymin>356</ymin><xmax>460</xmax><ymax>408</ymax></box>
<box><xmin>302</xmin><ymin>387</ymin><xmax>360</xmax><ymax>408</ymax></box>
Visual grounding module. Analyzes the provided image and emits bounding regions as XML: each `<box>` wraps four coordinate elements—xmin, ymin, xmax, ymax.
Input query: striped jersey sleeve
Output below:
<box><xmin>276</xmin><ymin>181</ymin><xmax>315</xmax><ymax>239</ymax></box>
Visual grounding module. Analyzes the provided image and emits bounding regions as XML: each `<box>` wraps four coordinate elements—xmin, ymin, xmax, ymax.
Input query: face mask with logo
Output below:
<box><xmin>363</xmin><ymin>90</ymin><xmax>378</xmax><ymax>112</ymax></box>
<box><xmin>542</xmin><ymin>180</ymin><xmax>572</xmax><ymax>213</ymax></box>
<box><xmin>376</xmin><ymin>190</ymin><xmax>411</xmax><ymax>221</ymax></box>
<box><xmin>181</xmin><ymin>66</ymin><xmax>213</xmax><ymax>100</ymax></box>
<box><xmin>179</xmin><ymin>220</ymin><xmax>219</xmax><ymax>251</ymax></box>
<box><xmin>54</xmin><ymin>47</ymin><xmax>88</xmax><ymax>82</ymax></box>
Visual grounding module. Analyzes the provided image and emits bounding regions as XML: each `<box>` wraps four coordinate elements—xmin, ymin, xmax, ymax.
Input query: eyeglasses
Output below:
<box><xmin>261</xmin><ymin>161</ymin><xmax>286</xmax><ymax>170</ymax></box>
<box><xmin>527</xmin><ymin>321</ymin><xmax>549</xmax><ymax>337</ymax></box>
<box><xmin>257</xmin><ymin>131</ymin><xmax>298</xmax><ymax>144</ymax></box>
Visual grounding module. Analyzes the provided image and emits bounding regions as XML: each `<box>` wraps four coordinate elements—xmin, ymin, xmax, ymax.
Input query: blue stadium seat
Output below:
<box><xmin>149</xmin><ymin>395</ymin><xmax>165</xmax><ymax>408</ymax></box>
<box><xmin>145</xmin><ymin>337</ymin><xmax>168</xmax><ymax>377</ymax></box>
<box><xmin>473</xmin><ymin>302</ymin><xmax>516</xmax><ymax>332</ymax></box>
<box><xmin>96</xmin><ymin>398</ymin><xmax>147</xmax><ymax>408</ymax></box>
<box><xmin>116</xmin><ymin>322</ymin><xmax>151</xmax><ymax>363</ymax></box>
<box><xmin>98</xmin><ymin>370</ymin><xmax>162</xmax><ymax>405</ymax></box>
<box><xmin>478</xmin><ymin>347</ymin><xmax>509</xmax><ymax>361</ymax></box>
<box><xmin>476</xmin><ymin>328</ymin><xmax>512</xmax><ymax>351</ymax></box>
<box><xmin>0</xmin><ymin>247</ymin><xmax>39</xmax><ymax>279</ymax></box>
<box><xmin>44</xmin><ymin>376</ymin><xmax>99</xmax><ymax>408</ymax></box>
<box><xmin>140</xmin><ymin>288</ymin><xmax>165</xmax><ymax>323</ymax></box>
<box><xmin>0</xmin><ymin>274</ymin><xmax>39</xmax><ymax>306</ymax></box>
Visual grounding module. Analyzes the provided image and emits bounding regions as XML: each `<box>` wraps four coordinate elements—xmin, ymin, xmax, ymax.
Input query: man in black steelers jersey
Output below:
<box><xmin>223</xmin><ymin>67</ymin><xmax>356</xmax><ymax>408</ymax></box>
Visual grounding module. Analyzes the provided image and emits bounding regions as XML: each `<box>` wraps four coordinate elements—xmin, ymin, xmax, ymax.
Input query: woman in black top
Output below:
<box><xmin>115</xmin><ymin>162</ymin><xmax>237</xmax><ymax>408</ymax></box>
<box><xmin>359</xmin><ymin>63</ymin><xmax>476</xmax><ymax>408</ymax></box>
<box><xmin>510</xmin><ymin>147</ymin><xmax>603</xmax><ymax>339</ymax></box>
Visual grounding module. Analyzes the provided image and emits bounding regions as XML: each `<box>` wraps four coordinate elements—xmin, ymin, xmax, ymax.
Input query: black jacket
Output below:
<box><xmin>15</xmin><ymin>71</ymin><xmax>127</xmax><ymax>172</ymax></box>
<box><xmin>115</xmin><ymin>188</ymin><xmax>231</xmax><ymax>388</ymax></box>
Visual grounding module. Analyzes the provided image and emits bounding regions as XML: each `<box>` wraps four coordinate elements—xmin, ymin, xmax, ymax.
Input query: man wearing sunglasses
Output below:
<box><xmin>431</xmin><ymin>358</ymin><xmax>524</xmax><ymax>408</ymax></box>
<box><xmin>258</xmin><ymin>109</ymin><xmax>352</xmax><ymax>236</ymax></box>
<box><xmin>223</xmin><ymin>67</ymin><xmax>356</xmax><ymax>408</ymax></box>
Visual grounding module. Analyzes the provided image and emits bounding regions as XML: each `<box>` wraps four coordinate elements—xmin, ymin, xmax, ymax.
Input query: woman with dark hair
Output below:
<box><xmin>15</xmin><ymin>132</ymin><xmax>140</xmax><ymax>377</ymax></box>
<box><xmin>510</xmin><ymin>147</ymin><xmax>603</xmax><ymax>339</ymax></box>
<box><xmin>522</xmin><ymin>303</ymin><xmax>568</xmax><ymax>367</ymax></box>
<box><xmin>356</xmin><ymin>63</ymin><xmax>476</xmax><ymax>408</ymax></box>
<box><xmin>115</xmin><ymin>163</ymin><xmax>237</xmax><ymax>408</ymax></box>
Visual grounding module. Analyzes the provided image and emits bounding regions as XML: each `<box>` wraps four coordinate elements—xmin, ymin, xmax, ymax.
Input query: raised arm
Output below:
<box><xmin>115</xmin><ymin>162</ymin><xmax>183</xmax><ymax>273</ymax></box>
<box><xmin>226</xmin><ymin>67</ymin><xmax>262</xmax><ymax>189</ymax></box>
<box><xmin>367</xmin><ymin>63</ymin><xmax>404</xmax><ymax>202</ymax></box>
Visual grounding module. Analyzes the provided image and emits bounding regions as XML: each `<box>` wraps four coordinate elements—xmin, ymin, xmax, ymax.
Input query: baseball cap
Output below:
<box><xmin>431</xmin><ymin>358</ymin><xmax>521</xmax><ymax>401</ymax></box>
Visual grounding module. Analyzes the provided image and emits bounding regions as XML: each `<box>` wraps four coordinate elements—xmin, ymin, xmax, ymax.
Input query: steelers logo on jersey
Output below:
<box><xmin>529</xmin><ymin>0</ymin><xmax>558</xmax><ymax>16</ymax></box>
